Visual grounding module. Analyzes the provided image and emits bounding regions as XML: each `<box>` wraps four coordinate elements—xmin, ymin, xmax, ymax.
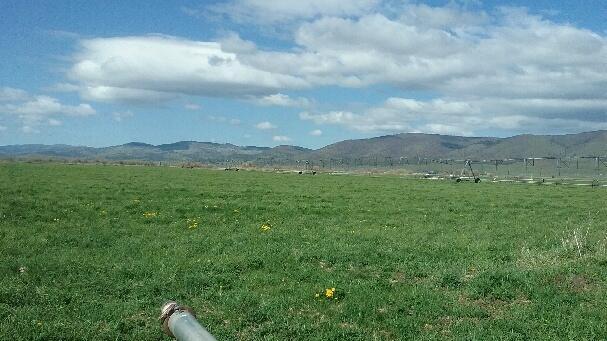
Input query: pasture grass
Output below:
<box><xmin>1</xmin><ymin>162</ymin><xmax>606</xmax><ymax>340</ymax></box>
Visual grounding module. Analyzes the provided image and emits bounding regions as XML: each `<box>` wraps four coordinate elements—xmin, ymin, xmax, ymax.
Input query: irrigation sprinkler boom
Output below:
<box><xmin>160</xmin><ymin>301</ymin><xmax>217</xmax><ymax>341</ymax></box>
<box><xmin>455</xmin><ymin>160</ymin><xmax>481</xmax><ymax>183</ymax></box>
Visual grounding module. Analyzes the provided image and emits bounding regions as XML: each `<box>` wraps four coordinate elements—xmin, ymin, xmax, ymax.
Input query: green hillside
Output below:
<box><xmin>1</xmin><ymin>131</ymin><xmax>605</xmax><ymax>162</ymax></box>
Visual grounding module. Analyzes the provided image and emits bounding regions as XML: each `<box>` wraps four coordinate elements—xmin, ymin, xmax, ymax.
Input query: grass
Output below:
<box><xmin>1</xmin><ymin>162</ymin><xmax>607</xmax><ymax>340</ymax></box>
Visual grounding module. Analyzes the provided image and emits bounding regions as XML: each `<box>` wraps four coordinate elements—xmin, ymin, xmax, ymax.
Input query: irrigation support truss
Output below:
<box><xmin>214</xmin><ymin>155</ymin><xmax>606</xmax><ymax>180</ymax></box>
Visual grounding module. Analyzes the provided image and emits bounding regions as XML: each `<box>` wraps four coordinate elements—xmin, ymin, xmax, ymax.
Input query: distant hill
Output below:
<box><xmin>313</xmin><ymin>130</ymin><xmax>607</xmax><ymax>160</ymax></box>
<box><xmin>1</xmin><ymin>130</ymin><xmax>605</xmax><ymax>163</ymax></box>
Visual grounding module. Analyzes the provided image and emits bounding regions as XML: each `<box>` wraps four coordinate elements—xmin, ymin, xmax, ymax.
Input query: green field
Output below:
<box><xmin>1</xmin><ymin>162</ymin><xmax>606</xmax><ymax>340</ymax></box>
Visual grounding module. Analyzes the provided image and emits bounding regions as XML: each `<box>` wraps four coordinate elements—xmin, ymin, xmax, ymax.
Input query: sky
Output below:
<box><xmin>0</xmin><ymin>0</ymin><xmax>606</xmax><ymax>148</ymax></box>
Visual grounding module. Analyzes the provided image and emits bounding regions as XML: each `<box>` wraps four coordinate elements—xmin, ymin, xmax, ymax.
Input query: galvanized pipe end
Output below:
<box><xmin>160</xmin><ymin>301</ymin><xmax>180</xmax><ymax>337</ymax></box>
<box><xmin>160</xmin><ymin>301</ymin><xmax>197</xmax><ymax>338</ymax></box>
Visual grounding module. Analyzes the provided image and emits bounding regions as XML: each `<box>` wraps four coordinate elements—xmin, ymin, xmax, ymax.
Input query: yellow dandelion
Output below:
<box><xmin>187</xmin><ymin>218</ymin><xmax>199</xmax><ymax>229</ymax></box>
<box><xmin>260</xmin><ymin>223</ymin><xmax>272</xmax><ymax>231</ymax></box>
<box><xmin>143</xmin><ymin>211</ymin><xmax>158</xmax><ymax>218</ymax></box>
<box><xmin>325</xmin><ymin>287</ymin><xmax>336</xmax><ymax>299</ymax></box>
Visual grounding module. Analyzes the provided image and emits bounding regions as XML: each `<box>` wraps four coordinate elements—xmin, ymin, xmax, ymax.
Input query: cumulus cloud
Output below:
<box><xmin>255</xmin><ymin>121</ymin><xmax>277</xmax><ymax>130</ymax></box>
<box><xmin>0</xmin><ymin>87</ymin><xmax>29</xmax><ymax>102</ymax></box>
<box><xmin>68</xmin><ymin>35</ymin><xmax>307</xmax><ymax>103</ymax></box>
<box><xmin>301</xmin><ymin>96</ymin><xmax>607</xmax><ymax>136</ymax></box>
<box><xmin>287</xmin><ymin>5</ymin><xmax>606</xmax><ymax>135</ymax></box>
<box><xmin>202</xmin><ymin>0</ymin><xmax>379</xmax><ymax>24</ymax></box>
<box><xmin>0</xmin><ymin>91</ymin><xmax>96</xmax><ymax>132</ymax></box>
<box><xmin>273</xmin><ymin>135</ymin><xmax>292</xmax><ymax>142</ymax></box>
<box><xmin>253</xmin><ymin>93</ymin><xmax>311</xmax><ymax>107</ymax></box>
<box><xmin>309</xmin><ymin>129</ymin><xmax>322</xmax><ymax>136</ymax></box>
<box><xmin>62</xmin><ymin>4</ymin><xmax>607</xmax><ymax>135</ymax></box>
<box><xmin>80</xmin><ymin>85</ymin><xmax>176</xmax><ymax>104</ymax></box>
<box><xmin>6</xmin><ymin>96</ymin><xmax>95</xmax><ymax>118</ymax></box>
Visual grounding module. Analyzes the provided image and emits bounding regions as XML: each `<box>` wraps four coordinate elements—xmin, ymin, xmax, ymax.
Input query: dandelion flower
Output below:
<box><xmin>260</xmin><ymin>223</ymin><xmax>272</xmax><ymax>232</ymax></box>
<box><xmin>187</xmin><ymin>218</ymin><xmax>199</xmax><ymax>229</ymax></box>
<box><xmin>325</xmin><ymin>287</ymin><xmax>336</xmax><ymax>299</ymax></box>
<box><xmin>143</xmin><ymin>211</ymin><xmax>158</xmax><ymax>218</ymax></box>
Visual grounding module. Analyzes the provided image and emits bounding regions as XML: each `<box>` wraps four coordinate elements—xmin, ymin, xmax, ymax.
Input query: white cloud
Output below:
<box><xmin>47</xmin><ymin>83</ymin><xmax>80</xmax><ymax>93</ymax></box>
<box><xmin>0</xmin><ymin>87</ymin><xmax>29</xmax><ymax>102</ymax></box>
<box><xmin>300</xmin><ymin>96</ymin><xmax>607</xmax><ymax>136</ymax></box>
<box><xmin>255</xmin><ymin>121</ymin><xmax>277</xmax><ymax>130</ymax></box>
<box><xmin>21</xmin><ymin>126</ymin><xmax>39</xmax><ymax>134</ymax></box>
<box><xmin>48</xmin><ymin>118</ymin><xmax>62</xmax><ymax>126</ymax></box>
<box><xmin>300</xmin><ymin>111</ymin><xmax>358</xmax><ymax>125</ymax></box>
<box><xmin>309</xmin><ymin>129</ymin><xmax>322</xmax><ymax>136</ymax></box>
<box><xmin>6</xmin><ymin>96</ymin><xmax>95</xmax><ymax>118</ymax></box>
<box><xmin>184</xmin><ymin>103</ymin><xmax>201</xmax><ymax>110</ymax></box>
<box><xmin>254</xmin><ymin>93</ymin><xmax>311</xmax><ymax>107</ymax></box>
<box><xmin>203</xmin><ymin>0</ymin><xmax>379</xmax><ymax>23</ymax></box>
<box><xmin>286</xmin><ymin>5</ymin><xmax>606</xmax><ymax>135</ymax></box>
<box><xmin>113</xmin><ymin>111</ymin><xmax>134</xmax><ymax>122</ymax></box>
<box><xmin>61</xmin><ymin>4</ymin><xmax>607</xmax><ymax>135</ymax></box>
<box><xmin>273</xmin><ymin>135</ymin><xmax>292</xmax><ymax>142</ymax></box>
<box><xmin>0</xmin><ymin>93</ymin><xmax>96</xmax><ymax>132</ymax></box>
<box><xmin>69</xmin><ymin>35</ymin><xmax>308</xmax><ymax>103</ymax></box>
<box><xmin>209</xmin><ymin>115</ymin><xmax>241</xmax><ymax>125</ymax></box>
<box><xmin>80</xmin><ymin>85</ymin><xmax>176</xmax><ymax>104</ymax></box>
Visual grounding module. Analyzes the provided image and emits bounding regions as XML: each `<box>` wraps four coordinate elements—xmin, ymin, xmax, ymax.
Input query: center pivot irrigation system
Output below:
<box><xmin>219</xmin><ymin>154</ymin><xmax>606</xmax><ymax>183</ymax></box>
<box><xmin>455</xmin><ymin>160</ymin><xmax>481</xmax><ymax>183</ymax></box>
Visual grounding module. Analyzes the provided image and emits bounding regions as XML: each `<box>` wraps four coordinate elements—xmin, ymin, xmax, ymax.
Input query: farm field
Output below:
<box><xmin>1</xmin><ymin>162</ymin><xmax>607</xmax><ymax>340</ymax></box>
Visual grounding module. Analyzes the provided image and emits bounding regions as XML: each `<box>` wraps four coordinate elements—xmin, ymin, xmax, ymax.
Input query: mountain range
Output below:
<box><xmin>1</xmin><ymin>130</ymin><xmax>606</xmax><ymax>163</ymax></box>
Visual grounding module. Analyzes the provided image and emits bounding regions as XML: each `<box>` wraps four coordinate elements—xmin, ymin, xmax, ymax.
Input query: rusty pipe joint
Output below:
<box><xmin>160</xmin><ymin>301</ymin><xmax>217</xmax><ymax>341</ymax></box>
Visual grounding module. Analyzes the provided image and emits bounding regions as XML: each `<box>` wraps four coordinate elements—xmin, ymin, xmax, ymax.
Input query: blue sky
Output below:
<box><xmin>0</xmin><ymin>0</ymin><xmax>606</xmax><ymax>148</ymax></box>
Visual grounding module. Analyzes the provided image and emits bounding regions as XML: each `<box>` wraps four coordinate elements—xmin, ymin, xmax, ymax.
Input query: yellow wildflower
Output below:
<box><xmin>325</xmin><ymin>287</ymin><xmax>336</xmax><ymax>299</ymax></box>
<box><xmin>187</xmin><ymin>218</ymin><xmax>199</xmax><ymax>229</ymax></box>
<box><xmin>260</xmin><ymin>223</ymin><xmax>272</xmax><ymax>231</ymax></box>
<box><xmin>143</xmin><ymin>211</ymin><xmax>158</xmax><ymax>218</ymax></box>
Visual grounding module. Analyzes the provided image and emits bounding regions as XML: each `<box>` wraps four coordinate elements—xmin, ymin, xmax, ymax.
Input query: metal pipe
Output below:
<box><xmin>160</xmin><ymin>301</ymin><xmax>217</xmax><ymax>341</ymax></box>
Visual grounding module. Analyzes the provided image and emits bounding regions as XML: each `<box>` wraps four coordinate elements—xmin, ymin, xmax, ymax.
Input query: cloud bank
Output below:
<box><xmin>63</xmin><ymin>2</ymin><xmax>607</xmax><ymax>136</ymax></box>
